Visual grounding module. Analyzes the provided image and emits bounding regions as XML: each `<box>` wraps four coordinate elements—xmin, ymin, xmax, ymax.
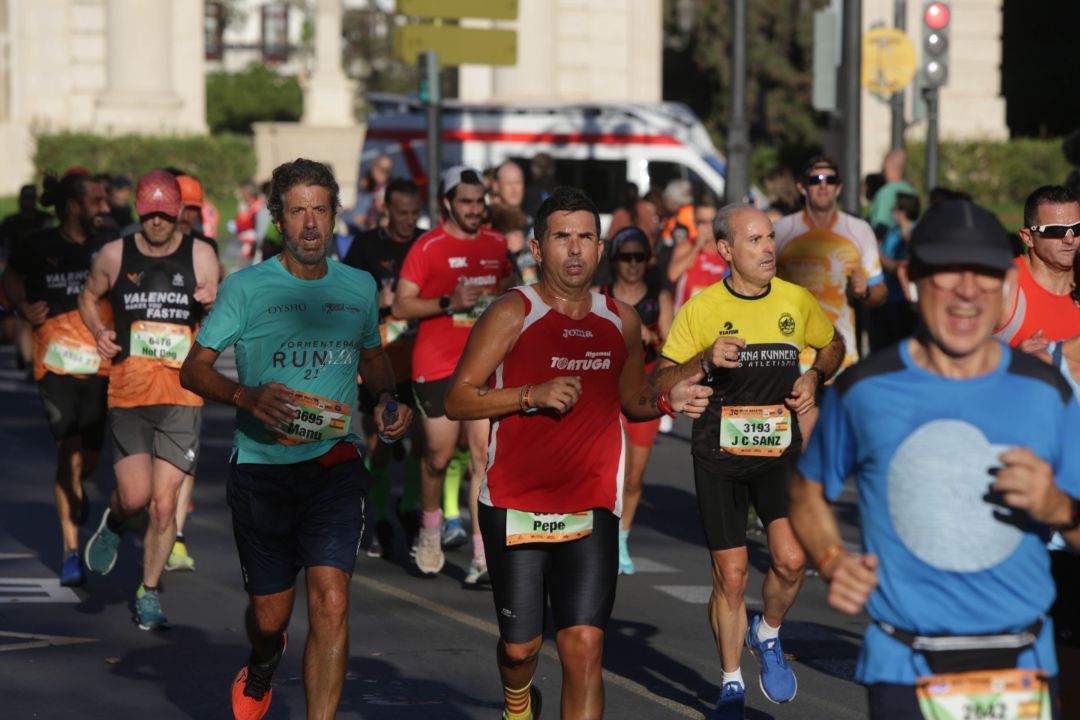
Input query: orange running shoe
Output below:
<box><xmin>231</xmin><ymin>633</ymin><xmax>286</xmax><ymax>720</ymax></box>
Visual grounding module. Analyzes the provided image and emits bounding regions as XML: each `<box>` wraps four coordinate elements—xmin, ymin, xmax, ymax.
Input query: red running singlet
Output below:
<box><xmin>481</xmin><ymin>285</ymin><xmax>629</xmax><ymax>515</ymax></box>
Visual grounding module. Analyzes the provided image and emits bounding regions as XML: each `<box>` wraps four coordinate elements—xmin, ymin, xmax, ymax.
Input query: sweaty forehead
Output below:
<box><xmin>547</xmin><ymin>210</ymin><xmax>597</xmax><ymax>234</ymax></box>
<box><xmin>1034</xmin><ymin>201</ymin><xmax>1080</xmax><ymax>224</ymax></box>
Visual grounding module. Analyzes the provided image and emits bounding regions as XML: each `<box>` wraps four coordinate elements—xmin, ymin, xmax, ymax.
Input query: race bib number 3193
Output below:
<box><xmin>719</xmin><ymin>404</ymin><xmax>792</xmax><ymax>457</ymax></box>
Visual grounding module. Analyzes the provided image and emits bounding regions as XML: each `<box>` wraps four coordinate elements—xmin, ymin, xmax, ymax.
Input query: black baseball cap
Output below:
<box><xmin>909</xmin><ymin>200</ymin><xmax>1013</xmax><ymax>272</ymax></box>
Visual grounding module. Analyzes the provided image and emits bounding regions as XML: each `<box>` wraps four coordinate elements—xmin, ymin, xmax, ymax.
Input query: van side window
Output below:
<box><xmin>512</xmin><ymin>156</ymin><xmax>626</xmax><ymax>213</ymax></box>
<box><xmin>646</xmin><ymin>161</ymin><xmax>686</xmax><ymax>193</ymax></box>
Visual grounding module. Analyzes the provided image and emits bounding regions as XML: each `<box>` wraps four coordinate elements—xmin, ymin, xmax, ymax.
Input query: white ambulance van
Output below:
<box><xmin>359</xmin><ymin>94</ymin><xmax>728</xmax><ymax>233</ymax></box>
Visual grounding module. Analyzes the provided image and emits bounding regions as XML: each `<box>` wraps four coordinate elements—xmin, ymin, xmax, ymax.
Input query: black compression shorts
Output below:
<box><xmin>37</xmin><ymin>373</ymin><xmax>108</xmax><ymax>449</ymax></box>
<box><xmin>478</xmin><ymin>504</ymin><xmax>618</xmax><ymax>644</ymax></box>
<box><xmin>693</xmin><ymin>450</ymin><xmax>799</xmax><ymax>551</ymax></box>
<box><xmin>412</xmin><ymin>376</ymin><xmax>451</xmax><ymax>419</ymax></box>
<box><xmin>1051</xmin><ymin>550</ymin><xmax>1080</xmax><ymax>647</ymax></box>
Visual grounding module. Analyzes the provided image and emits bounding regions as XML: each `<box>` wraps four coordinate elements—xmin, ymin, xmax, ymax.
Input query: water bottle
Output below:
<box><xmin>377</xmin><ymin>400</ymin><xmax>399</xmax><ymax>444</ymax></box>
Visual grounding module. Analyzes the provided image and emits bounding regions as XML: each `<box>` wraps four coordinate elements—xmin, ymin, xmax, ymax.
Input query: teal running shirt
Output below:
<box><xmin>197</xmin><ymin>257</ymin><xmax>381</xmax><ymax>464</ymax></box>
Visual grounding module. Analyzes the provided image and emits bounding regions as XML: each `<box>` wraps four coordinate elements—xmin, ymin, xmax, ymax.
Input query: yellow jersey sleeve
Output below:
<box><xmin>661</xmin><ymin>301</ymin><xmax>702</xmax><ymax>364</ymax></box>
<box><xmin>801</xmin><ymin>287</ymin><xmax>836</xmax><ymax>349</ymax></box>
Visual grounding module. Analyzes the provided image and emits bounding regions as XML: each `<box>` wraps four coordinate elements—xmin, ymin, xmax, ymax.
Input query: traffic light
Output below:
<box><xmin>921</xmin><ymin>1</ymin><xmax>950</xmax><ymax>88</ymax></box>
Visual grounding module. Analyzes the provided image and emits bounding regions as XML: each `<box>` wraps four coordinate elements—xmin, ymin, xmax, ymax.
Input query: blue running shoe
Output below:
<box><xmin>708</xmin><ymin>681</ymin><xmax>745</xmax><ymax>720</ymax></box>
<box><xmin>60</xmin><ymin>554</ymin><xmax>85</xmax><ymax>587</ymax></box>
<box><xmin>618</xmin><ymin>529</ymin><xmax>635</xmax><ymax>575</ymax></box>
<box><xmin>85</xmin><ymin>508</ymin><xmax>121</xmax><ymax>575</ymax></box>
<box><xmin>441</xmin><ymin>517</ymin><xmax>467</xmax><ymax>548</ymax></box>
<box><xmin>134</xmin><ymin>585</ymin><xmax>168</xmax><ymax>630</ymax></box>
<box><xmin>745</xmin><ymin>614</ymin><xmax>797</xmax><ymax>703</ymax></box>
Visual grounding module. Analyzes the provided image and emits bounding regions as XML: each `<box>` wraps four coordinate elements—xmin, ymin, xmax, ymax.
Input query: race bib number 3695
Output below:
<box><xmin>274</xmin><ymin>390</ymin><xmax>352</xmax><ymax>446</ymax></box>
<box><xmin>719</xmin><ymin>404</ymin><xmax>792</xmax><ymax>457</ymax></box>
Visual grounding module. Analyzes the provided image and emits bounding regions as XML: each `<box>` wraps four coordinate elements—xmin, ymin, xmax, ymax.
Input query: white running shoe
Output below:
<box><xmin>415</xmin><ymin>526</ymin><xmax>445</xmax><ymax>575</ymax></box>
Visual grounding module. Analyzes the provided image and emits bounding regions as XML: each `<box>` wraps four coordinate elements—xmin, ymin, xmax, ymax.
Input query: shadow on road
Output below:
<box><xmin>335</xmin><ymin>654</ymin><xmax>500</xmax><ymax>718</ymax></box>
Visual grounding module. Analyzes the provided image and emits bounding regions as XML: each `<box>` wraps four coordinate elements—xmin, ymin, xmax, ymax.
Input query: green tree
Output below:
<box><xmin>206</xmin><ymin>64</ymin><xmax>303</xmax><ymax>134</ymax></box>
<box><xmin>663</xmin><ymin>0</ymin><xmax>830</xmax><ymax>171</ymax></box>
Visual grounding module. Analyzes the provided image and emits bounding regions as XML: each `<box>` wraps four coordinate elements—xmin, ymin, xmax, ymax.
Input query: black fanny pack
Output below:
<box><xmin>876</xmin><ymin>619</ymin><xmax>1043</xmax><ymax>674</ymax></box>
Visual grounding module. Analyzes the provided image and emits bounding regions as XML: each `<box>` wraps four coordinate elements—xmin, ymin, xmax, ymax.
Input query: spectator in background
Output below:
<box><xmin>763</xmin><ymin>166</ymin><xmax>801</xmax><ymax>219</ymax></box>
<box><xmin>521</xmin><ymin>152</ymin><xmax>556</xmax><ymax>220</ymax></box>
<box><xmin>107</xmin><ymin>174</ymin><xmax>135</xmax><ymax>232</ymax></box>
<box><xmin>488</xmin><ymin>161</ymin><xmax>536</xmax><ymax>284</ymax></box>
<box><xmin>867</xmin><ymin>149</ymin><xmax>916</xmax><ymax>239</ymax></box>
<box><xmin>231</xmin><ymin>181</ymin><xmax>263</xmax><ymax>261</ymax></box>
<box><xmin>352</xmin><ymin>154</ymin><xmax>393</xmax><ymax>231</ymax></box>
<box><xmin>868</xmin><ymin>192</ymin><xmax>919</xmax><ymax>353</ymax></box>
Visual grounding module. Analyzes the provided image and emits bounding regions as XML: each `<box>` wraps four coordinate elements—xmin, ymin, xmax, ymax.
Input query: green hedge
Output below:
<box><xmin>206</xmin><ymin>64</ymin><xmax>303</xmax><ymax>134</ymax></box>
<box><xmin>33</xmin><ymin>132</ymin><xmax>256</xmax><ymax>200</ymax></box>
<box><xmin>905</xmin><ymin>138</ymin><xmax>1071</xmax><ymax>205</ymax></box>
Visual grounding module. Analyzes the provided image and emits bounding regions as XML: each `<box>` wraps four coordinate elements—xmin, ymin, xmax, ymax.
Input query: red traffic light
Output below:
<box><xmin>924</xmin><ymin>2</ymin><xmax>950</xmax><ymax>30</ymax></box>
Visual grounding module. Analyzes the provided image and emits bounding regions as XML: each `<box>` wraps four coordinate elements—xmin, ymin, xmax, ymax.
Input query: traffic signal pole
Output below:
<box><xmin>725</xmin><ymin>0</ymin><xmax>750</xmax><ymax>204</ymax></box>
<box><xmin>924</xmin><ymin>86</ymin><xmax>939</xmax><ymax>190</ymax></box>
<box><xmin>890</xmin><ymin>0</ymin><xmax>907</xmax><ymax>150</ymax></box>
<box><xmin>840</xmin><ymin>0</ymin><xmax>862</xmax><ymax>214</ymax></box>
<box><xmin>420</xmin><ymin>50</ymin><xmax>442</xmax><ymax>224</ymax></box>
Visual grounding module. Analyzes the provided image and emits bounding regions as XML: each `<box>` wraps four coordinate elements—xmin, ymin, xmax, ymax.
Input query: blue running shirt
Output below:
<box><xmin>197</xmin><ymin>257</ymin><xmax>381</xmax><ymax>464</ymax></box>
<box><xmin>800</xmin><ymin>340</ymin><xmax>1080</xmax><ymax>685</ymax></box>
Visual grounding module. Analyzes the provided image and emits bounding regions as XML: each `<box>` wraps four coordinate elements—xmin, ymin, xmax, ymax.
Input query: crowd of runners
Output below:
<box><xmin>0</xmin><ymin>149</ymin><xmax>1078</xmax><ymax>720</ymax></box>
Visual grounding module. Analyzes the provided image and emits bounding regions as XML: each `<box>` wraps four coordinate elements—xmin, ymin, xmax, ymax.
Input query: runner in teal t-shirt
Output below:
<box><xmin>179</xmin><ymin>159</ymin><xmax>412</xmax><ymax>720</ymax></box>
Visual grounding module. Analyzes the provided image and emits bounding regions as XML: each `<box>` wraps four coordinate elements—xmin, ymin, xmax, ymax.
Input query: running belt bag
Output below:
<box><xmin>876</xmin><ymin>619</ymin><xmax>1051</xmax><ymax>720</ymax></box>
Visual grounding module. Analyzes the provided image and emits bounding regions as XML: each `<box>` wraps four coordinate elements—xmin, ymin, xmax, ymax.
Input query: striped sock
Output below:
<box><xmin>502</xmin><ymin>682</ymin><xmax>532</xmax><ymax>720</ymax></box>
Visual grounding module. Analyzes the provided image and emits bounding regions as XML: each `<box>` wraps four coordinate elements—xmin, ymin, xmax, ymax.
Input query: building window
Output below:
<box><xmin>205</xmin><ymin>1</ymin><xmax>225</xmax><ymax>61</ymax></box>
<box><xmin>262</xmin><ymin>4</ymin><xmax>290</xmax><ymax>64</ymax></box>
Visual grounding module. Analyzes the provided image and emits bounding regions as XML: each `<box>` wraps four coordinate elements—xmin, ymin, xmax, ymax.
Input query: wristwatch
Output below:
<box><xmin>438</xmin><ymin>295</ymin><xmax>452</xmax><ymax>314</ymax></box>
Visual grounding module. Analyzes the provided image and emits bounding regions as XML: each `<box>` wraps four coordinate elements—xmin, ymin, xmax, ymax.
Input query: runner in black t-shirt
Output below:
<box><xmin>342</xmin><ymin>178</ymin><xmax>425</xmax><ymax>559</ymax></box>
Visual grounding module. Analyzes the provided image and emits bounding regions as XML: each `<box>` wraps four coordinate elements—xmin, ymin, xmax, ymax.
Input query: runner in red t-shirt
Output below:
<box><xmin>392</xmin><ymin>166</ymin><xmax>513</xmax><ymax>579</ymax></box>
<box><xmin>444</xmin><ymin>187</ymin><xmax>711</xmax><ymax>720</ymax></box>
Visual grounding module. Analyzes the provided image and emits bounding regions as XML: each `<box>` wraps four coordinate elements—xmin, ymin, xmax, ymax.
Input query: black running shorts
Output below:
<box><xmin>693</xmin><ymin>450</ymin><xmax>799</xmax><ymax>551</ymax></box>
<box><xmin>227</xmin><ymin>450</ymin><xmax>367</xmax><ymax>596</ymax></box>
<box><xmin>412</xmin><ymin>376</ymin><xmax>452</xmax><ymax>419</ymax></box>
<box><xmin>1051</xmin><ymin>550</ymin><xmax>1080</xmax><ymax>647</ymax></box>
<box><xmin>109</xmin><ymin>405</ymin><xmax>201</xmax><ymax>474</ymax></box>
<box><xmin>37</xmin><ymin>373</ymin><xmax>108</xmax><ymax>449</ymax></box>
<box><xmin>478</xmin><ymin>503</ymin><xmax>618</xmax><ymax>644</ymax></box>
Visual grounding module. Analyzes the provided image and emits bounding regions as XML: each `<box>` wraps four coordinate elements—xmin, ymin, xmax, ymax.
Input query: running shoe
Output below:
<box><xmin>165</xmin><ymin>540</ymin><xmax>196</xmax><ymax>572</ymax></box>
<box><xmin>618</xmin><ymin>530</ymin><xmax>635</xmax><ymax>575</ymax></box>
<box><xmin>231</xmin><ymin>633</ymin><xmax>287</xmax><ymax>720</ymax></box>
<box><xmin>415</xmin><ymin>526</ymin><xmax>445</xmax><ymax>575</ymax></box>
<box><xmin>441</xmin><ymin>516</ymin><xmax>468</xmax><ymax>548</ymax></box>
<box><xmin>502</xmin><ymin>685</ymin><xmax>543</xmax><ymax>720</ymax></box>
<box><xmin>60</xmin><ymin>553</ymin><xmax>85</xmax><ymax>587</ymax></box>
<box><xmin>367</xmin><ymin>520</ymin><xmax>394</xmax><ymax>559</ymax></box>
<box><xmin>708</xmin><ymin>681</ymin><xmax>745</xmax><ymax>720</ymax></box>
<box><xmin>134</xmin><ymin>585</ymin><xmax>168</xmax><ymax>630</ymax></box>
<box><xmin>84</xmin><ymin>508</ymin><xmax>121</xmax><ymax>575</ymax></box>
<box><xmin>464</xmin><ymin>554</ymin><xmax>489</xmax><ymax>585</ymax></box>
<box><xmin>745</xmin><ymin>615</ymin><xmax>797</xmax><ymax>703</ymax></box>
<box><xmin>396</xmin><ymin>506</ymin><xmax>419</xmax><ymax>559</ymax></box>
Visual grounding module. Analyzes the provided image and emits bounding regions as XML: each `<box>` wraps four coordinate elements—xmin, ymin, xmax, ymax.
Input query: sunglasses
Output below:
<box><xmin>1029</xmin><ymin>222</ymin><xmax>1080</xmax><ymax>239</ymax></box>
<box><xmin>615</xmin><ymin>252</ymin><xmax>647</xmax><ymax>263</ymax></box>
<box><xmin>804</xmin><ymin>174</ymin><xmax>841</xmax><ymax>186</ymax></box>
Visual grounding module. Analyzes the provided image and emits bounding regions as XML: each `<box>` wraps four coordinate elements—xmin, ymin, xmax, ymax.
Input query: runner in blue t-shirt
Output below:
<box><xmin>179</xmin><ymin>159</ymin><xmax>412</xmax><ymax>720</ymax></box>
<box><xmin>789</xmin><ymin>200</ymin><xmax>1080</xmax><ymax>720</ymax></box>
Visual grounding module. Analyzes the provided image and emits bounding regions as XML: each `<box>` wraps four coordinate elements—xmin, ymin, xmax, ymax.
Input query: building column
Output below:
<box><xmin>94</xmin><ymin>0</ymin><xmax>181</xmax><ymax>132</ymax></box>
<box><xmin>302</xmin><ymin>0</ymin><xmax>354</xmax><ymax>126</ymax></box>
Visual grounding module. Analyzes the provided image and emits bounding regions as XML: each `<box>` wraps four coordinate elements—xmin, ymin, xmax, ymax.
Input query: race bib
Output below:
<box><xmin>384</xmin><ymin>317</ymin><xmax>410</xmax><ymax>344</ymax></box>
<box><xmin>453</xmin><ymin>287</ymin><xmax>496</xmax><ymax>328</ymax></box>
<box><xmin>916</xmin><ymin>669</ymin><xmax>1050</xmax><ymax>720</ymax></box>
<box><xmin>43</xmin><ymin>338</ymin><xmax>101</xmax><ymax>375</ymax></box>
<box><xmin>274</xmin><ymin>390</ymin><xmax>352</xmax><ymax>446</ymax></box>
<box><xmin>719</xmin><ymin>404</ymin><xmax>792</xmax><ymax>457</ymax></box>
<box><xmin>130</xmin><ymin>321</ymin><xmax>192</xmax><ymax>368</ymax></box>
<box><xmin>506</xmin><ymin>510</ymin><xmax>593</xmax><ymax>546</ymax></box>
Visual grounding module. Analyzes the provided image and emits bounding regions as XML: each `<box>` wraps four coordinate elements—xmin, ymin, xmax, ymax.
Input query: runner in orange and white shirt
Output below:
<box><xmin>1</xmin><ymin>171</ymin><xmax>111</xmax><ymax>588</ymax></box>
<box><xmin>78</xmin><ymin>170</ymin><xmax>220</xmax><ymax>631</ymax></box>
<box><xmin>392</xmin><ymin>166</ymin><xmax>513</xmax><ymax>581</ymax></box>
<box><xmin>773</xmin><ymin>156</ymin><xmax>886</xmax><ymax>374</ymax></box>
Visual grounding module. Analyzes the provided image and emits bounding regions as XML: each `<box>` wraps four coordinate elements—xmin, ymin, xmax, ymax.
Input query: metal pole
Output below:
<box><xmin>924</xmin><ymin>86</ymin><xmax>939</xmax><ymax>191</ymax></box>
<box><xmin>840</xmin><ymin>0</ymin><xmax>862</xmax><ymax>214</ymax></box>
<box><xmin>725</xmin><ymin>0</ymin><xmax>750</xmax><ymax>203</ymax></box>
<box><xmin>422</xmin><ymin>51</ymin><xmax>442</xmax><ymax>225</ymax></box>
<box><xmin>890</xmin><ymin>0</ymin><xmax>906</xmax><ymax>150</ymax></box>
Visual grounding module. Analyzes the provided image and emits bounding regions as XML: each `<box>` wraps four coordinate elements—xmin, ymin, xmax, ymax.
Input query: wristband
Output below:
<box><xmin>1056</xmin><ymin>497</ymin><xmax>1080</xmax><ymax>532</ymax></box>
<box><xmin>807</xmin><ymin>366</ymin><xmax>826</xmax><ymax>387</ymax></box>
<box><xmin>439</xmin><ymin>295</ymin><xmax>452</xmax><ymax>314</ymax></box>
<box><xmin>816</xmin><ymin>544</ymin><xmax>848</xmax><ymax>579</ymax></box>
<box><xmin>95</xmin><ymin>327</ymin><xmax>109</xmax><ymax>340</ymax></box>
<box><xmin>656</xmin><ymin>390</ymin><xmax>676</xmax><ymax>418</ymax></box>
<box><xmin>519</xmin><ymin>384</ymin><xmax>533</xmax><ymax>411</ymax></box>
<box><xmin>231</xmin><ymin>385</ymin><xmax>244</xmax><ymax>407</ymax></box>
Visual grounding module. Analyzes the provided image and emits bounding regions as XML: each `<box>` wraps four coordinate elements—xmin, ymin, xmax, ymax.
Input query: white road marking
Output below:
<box><xmin>0</xmin><ymin>578</ymin><xmax>81</xmax><ymax>603</ymax></box>
<box><xmin>0</xmin><ymin>629</ymin><xmax>98</xmax><ymax>653</ymax></box>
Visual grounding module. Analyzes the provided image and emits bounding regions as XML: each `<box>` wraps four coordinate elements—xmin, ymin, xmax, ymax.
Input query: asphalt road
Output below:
<box><xmin>0</xmin><ymin>345</ymin><xmax>872</xmax><ymax>719</ymax></box>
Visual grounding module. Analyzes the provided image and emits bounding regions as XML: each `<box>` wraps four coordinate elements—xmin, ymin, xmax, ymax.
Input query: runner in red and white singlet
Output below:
<box><xmin>444</xmin><ymin>187</ymin><xmax>711</xmax><ymax>720</ymax></box>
